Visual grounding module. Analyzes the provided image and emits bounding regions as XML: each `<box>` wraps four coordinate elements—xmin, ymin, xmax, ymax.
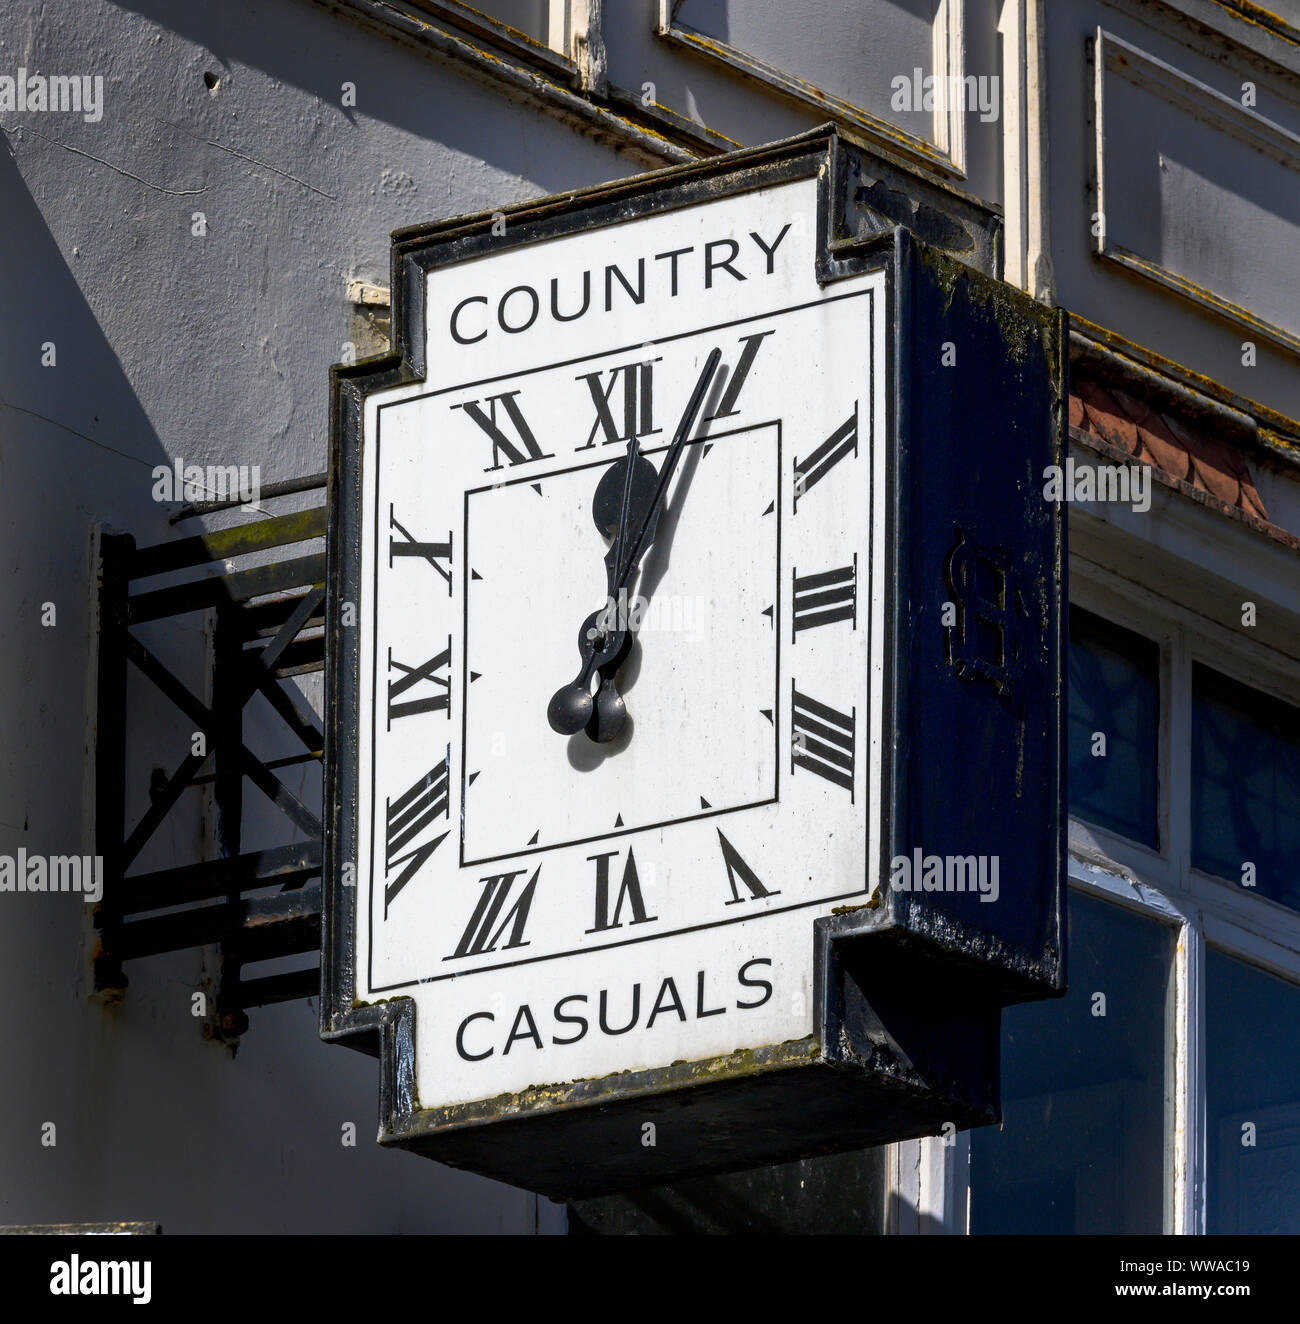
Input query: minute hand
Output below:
<box><xmin>612</xmin><ymin>346</ymin><xmax>721</xmax><ymax>591</ymax></box>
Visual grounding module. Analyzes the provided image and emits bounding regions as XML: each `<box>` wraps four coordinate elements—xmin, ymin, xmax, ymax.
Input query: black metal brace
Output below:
<box><xmin>94</xmin><ymin>475</ymin><xmax>327</xmax><ymax>1041</ymax></box>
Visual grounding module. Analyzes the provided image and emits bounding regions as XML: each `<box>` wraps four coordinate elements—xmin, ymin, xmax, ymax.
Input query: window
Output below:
<box><xmin>958</xmin><ymin>575</ymin><xmax>1300</xmax><ymax>1234</ymax></box>
<box><xmin>1193</xmin><ymin>664</ymin><xmax>1300</xmax><ymax>914</ymax></box>
<box><xmin>970</xmin><ymin>891</ymin><xmax>1175</xmax><ymax>1232</ymax></box>
<box><xmin>1068</xmin><ymin>605</ymin><xmax>1160</xmax><ymax>848</ymax></box>
<box><xmin>1206</xmin><ymin>949</ymin><xmax>1300</xmax><ymax>1233</ymax></box>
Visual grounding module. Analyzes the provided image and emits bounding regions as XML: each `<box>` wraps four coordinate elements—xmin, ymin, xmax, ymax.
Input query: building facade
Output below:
<box><xmin>2</xmin><ymin>0</ymin><xmax>1298</xmax><ymax>1234</ymax></box>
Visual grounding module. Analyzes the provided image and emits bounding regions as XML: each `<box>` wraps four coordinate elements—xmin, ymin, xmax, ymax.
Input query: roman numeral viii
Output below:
<box><xmin>389</xmin><ymin>506</ymin><xmax>452</xmax><ymax>595</ymax></box>
<box><xmin>454</xmin><ymin>390</ymin><xmax>554</xmax><ymax>472</ymax></box>
<box><xmin>792</xmin><ymin>558</ymin><xmax>857</xmax><ymax>638</ymax></box>
<box><xmin>387</xmin><ymin>637</ymin><xmax>450</xmax><ymax>726</ymax></box>
<box><xmin>448</xmin><ymin>868</ymin><xmax>539</xmax><ymax>960</ymax></box>
<box><xmin>791</xmin><ymin>683</ymin><xmax>856</xmax><ymax>797</ymax></box>
<box><xmin>384</xmin><ymin>750</ymin><xmax>450</xmax><ymax>916</ymax></box>
<box><xmin>794</xmin><ymin>406</ymin><xmax>857</xmax><ymax>510</ymax></box>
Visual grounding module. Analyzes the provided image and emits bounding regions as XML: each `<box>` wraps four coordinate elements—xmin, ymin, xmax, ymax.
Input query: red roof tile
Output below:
<box><xmin>1070</xmin><ymin>375</ymin><xmax>1269</xmax><ymax>523</ymax></box>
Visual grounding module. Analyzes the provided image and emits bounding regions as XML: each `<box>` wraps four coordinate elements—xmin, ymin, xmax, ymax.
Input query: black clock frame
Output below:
<box><xmin>323</xmin><ymin>125</ymin><xmax>1067</xmax><ymax>1199</ymax></box>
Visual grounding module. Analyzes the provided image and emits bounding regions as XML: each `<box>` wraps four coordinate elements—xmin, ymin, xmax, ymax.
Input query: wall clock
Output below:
<box><xmin>324</xmin><ymin>129</ymin><xmax>1066</xmax><ymax>1197</ymax></box>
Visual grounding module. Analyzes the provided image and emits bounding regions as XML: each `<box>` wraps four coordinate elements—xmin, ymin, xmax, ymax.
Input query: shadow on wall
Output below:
<box><xmin>0</xmin><ymin>127</ymin><xmax>171</xmax><ymax>856</ymax></box>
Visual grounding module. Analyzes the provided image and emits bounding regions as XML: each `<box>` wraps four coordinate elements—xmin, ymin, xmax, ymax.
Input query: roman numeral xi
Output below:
<box><xmin>454</xmin><ymin>390</ymin><xmax>555</xmax><ymax>472</ymax></box>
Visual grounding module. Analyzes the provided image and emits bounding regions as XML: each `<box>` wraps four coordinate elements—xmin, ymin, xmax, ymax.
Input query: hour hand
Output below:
<box><xmin>547</xmin><ymin>441</ymin><xmax>654</xmax><ymax>740</ymax></box>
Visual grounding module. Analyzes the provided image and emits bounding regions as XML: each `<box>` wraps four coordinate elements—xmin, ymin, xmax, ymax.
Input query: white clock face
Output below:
<box><xmin>354</xmin><ymin>179</ymin><xmax>887</xmax><ymax>1108</ymax></box>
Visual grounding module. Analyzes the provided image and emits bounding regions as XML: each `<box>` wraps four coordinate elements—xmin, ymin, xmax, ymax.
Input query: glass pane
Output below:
<box><xmin>1068</xmin><ymin>606</ymin><xmax>1159</xmax><ymax>847</ymax></box>
<box><xmin>1193</xmin><ymin>665</ymin><xmax>1300</xmax><ymax>914</ymax></box>
<box><xmin>1207</xmin><ymin>949</ymin><xmax>1300</xmax><ymax>1232</ymax></box>
<box><xmin>970</xmin><ymin>890</ymin><xmax>1175</xmax><ymax>1233</ymax></box>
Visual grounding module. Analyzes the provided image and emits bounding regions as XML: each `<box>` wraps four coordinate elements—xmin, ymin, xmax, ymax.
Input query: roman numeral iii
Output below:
<box><xmin>794</xmin><ymin>406</ymin><xmax>857</xmax><ymax>509</ymax></box>
<box><xmin>792</xmin><ymin>558</ymin><xmax>857</xmax><ymax>638</ymax></box>
<box><xmin>387</xmin><ymin>637</ymin><xmax>451</xmax><ymax>726</ymax></box>
<box><xmin>384</xmin><ymin>750</ymin><xmax>450</xmax><ymax>915</ymax></box>
<box><xmin>791</xmin><ymin>683</ymin><xmax>856</xmax><ymax>797</ymax></box>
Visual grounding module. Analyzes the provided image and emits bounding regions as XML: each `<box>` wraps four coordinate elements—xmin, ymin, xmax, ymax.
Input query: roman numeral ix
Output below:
<box><xmin>383</xmin><ymin>750</ymin><xmax>450</xmax><ymax>916</ymax></box>
<box><xmin>387</xmin><ymin>637</ymin><xmax>451</xmax><ymax>726</ymax></box>
<box><xmin>792</xmin><ymin>558</ymin><xmax>857</xmax><ymax>638</ymax></box>
<box><xmin>791</xmin><ymin>683</ymin><xmax>856</xmax><ymax>797</ymax></box>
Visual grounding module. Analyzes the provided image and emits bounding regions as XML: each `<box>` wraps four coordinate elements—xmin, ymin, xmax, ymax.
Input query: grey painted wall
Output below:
<box><xmin>0</xmin><ymin>0</ymin><xmax>644</xmax><ymax>1234</ymax></box>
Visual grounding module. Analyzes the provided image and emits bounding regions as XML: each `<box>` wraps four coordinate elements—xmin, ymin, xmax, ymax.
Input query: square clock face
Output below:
<box><xmin>353</xmin><ymin>178</ymin><xmax>887</xmax><ymax>1108</ymax></box>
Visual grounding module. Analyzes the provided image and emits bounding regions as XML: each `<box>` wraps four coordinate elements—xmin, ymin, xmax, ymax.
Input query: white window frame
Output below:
<box><xmin>657</xmin><ymin>0</ymin><xmax>970</xmax><ymax>178</ymax></box>
<box><xmin>890</xmin><ymin>526</ymin><xmax>1300</xmax><ymax>1235</ymax></box>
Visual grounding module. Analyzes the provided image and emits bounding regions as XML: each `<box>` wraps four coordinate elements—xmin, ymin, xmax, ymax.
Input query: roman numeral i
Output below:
<box><xmin>794</xmin><ymin>406</ymin><xmax>857</xmax><ymax>510</ymax></box>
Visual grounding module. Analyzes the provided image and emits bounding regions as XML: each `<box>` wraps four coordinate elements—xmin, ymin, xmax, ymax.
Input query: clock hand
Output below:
<box><xmin>610</xmin><ymin>347</ymin><xmax>721</xmax><ymax>599</ymax></box>
<box><xmin>546</xmin><ymin>438</ymin><xmax>649</xmax><ymax>739</ymax></box>
<box><xmin>548</xmin><ymin>348</ymin><xmax>722</xmax><ymax>741</ymax></box>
